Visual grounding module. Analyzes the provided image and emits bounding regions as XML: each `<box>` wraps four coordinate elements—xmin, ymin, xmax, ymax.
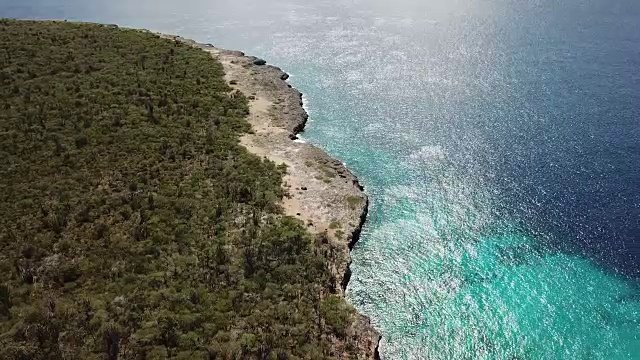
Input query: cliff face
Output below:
<box><xmin>160</xmin><ymin>34</ymin><xmax>380</xmax><ymax>359</ymax></box>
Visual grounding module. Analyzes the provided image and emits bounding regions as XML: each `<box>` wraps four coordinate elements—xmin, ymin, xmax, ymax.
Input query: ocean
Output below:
<box><xmin>2</xmin><ymin>0</ymin><xmax>639</xmax><ymax>358</ymax></box>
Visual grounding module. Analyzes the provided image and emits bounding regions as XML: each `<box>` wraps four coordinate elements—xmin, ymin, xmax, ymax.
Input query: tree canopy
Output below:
<box><xmin>0</xmin><ymin>19</ymin><xmax>357</xmax><ymax>360</ymax></box>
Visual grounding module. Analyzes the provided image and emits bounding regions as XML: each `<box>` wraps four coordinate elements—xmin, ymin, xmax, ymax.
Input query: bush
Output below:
<box><xmin>0</xmin><ymin>19</ymin><xmax>358</xmax><ymax>360</ymax></box>
<box><xmin>321</xmin><ymin>295</ymin><xmax>352</xmax><ymax>338</ymax></box>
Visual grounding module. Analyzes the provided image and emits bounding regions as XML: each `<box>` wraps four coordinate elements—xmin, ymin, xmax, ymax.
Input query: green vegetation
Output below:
<box><xmin>317</xmin><ymin>165</ymin><xmax>335</xmax><ymax>180</ymax></box>
<box><xmin>0</xmin><ymin>20</ymin><xmax>357</xmax><ymax>359</ymax></box>
<box><xmin>320</xmin><ymin>296</ymin><xmax>351</xmax><ymax>338</ymax></box>
<box><xmin>345</xmin><ymin>196</ymin><xmax>363</xmax><ymax>210</ymax></box>
<box><xmin>307</xmin><ymin>161</ymin><xmax>336</xmax><ymax>184</ymax></box>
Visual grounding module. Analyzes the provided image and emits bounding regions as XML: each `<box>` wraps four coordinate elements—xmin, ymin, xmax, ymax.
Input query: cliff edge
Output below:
<box><xmin>159</xmin><ymin>35</ymin><xmax>381</xmax><ymax>359</ymax></box>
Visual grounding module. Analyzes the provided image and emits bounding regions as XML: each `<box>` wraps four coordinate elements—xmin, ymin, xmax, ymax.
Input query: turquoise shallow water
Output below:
<box><xmin>342</xmin><ymin>128</ymin><xmax>640</xmax><ymax>358</ymax></box>
<box><xmin>3</xmin><ymin>0</ymin><xmax>640</xmax><ymax>358</ymax></box>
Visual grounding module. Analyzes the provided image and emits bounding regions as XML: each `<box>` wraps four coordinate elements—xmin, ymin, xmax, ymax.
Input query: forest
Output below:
<box><xmin>0</xmin><ymin>20</ymin><xmax>357</xmax><ymax>359</ymax></box>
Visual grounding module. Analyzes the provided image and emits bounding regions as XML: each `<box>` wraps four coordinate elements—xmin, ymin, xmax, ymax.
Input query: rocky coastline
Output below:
<box><xmin>159</xmin><ymin>34</ymin><xmax>381</xmax><ymax>359</ymax></box>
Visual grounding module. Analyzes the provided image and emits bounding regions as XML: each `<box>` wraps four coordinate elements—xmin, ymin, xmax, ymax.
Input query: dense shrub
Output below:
<box><xmin>0</xmin><ymin>19</ymin><xmax>356</xmax><ymax>359</ymax></box>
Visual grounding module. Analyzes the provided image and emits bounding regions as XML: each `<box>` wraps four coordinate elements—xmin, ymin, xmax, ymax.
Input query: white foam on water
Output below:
<box><xmin>300</xmin><ymin>93</ymin><xmax>312</xmax><ymax>115</ymax></box>
<box><xmin>409</xmin><ymin>145</ymin><xmax>446</xmax><ymax>162</ymax></box>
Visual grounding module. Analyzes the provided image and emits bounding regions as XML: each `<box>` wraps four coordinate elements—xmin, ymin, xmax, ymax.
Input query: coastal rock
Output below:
<box><xmin>161</xmin><ymin>34</ymin><xmax>380</xmax><ymax>359</ymax></box>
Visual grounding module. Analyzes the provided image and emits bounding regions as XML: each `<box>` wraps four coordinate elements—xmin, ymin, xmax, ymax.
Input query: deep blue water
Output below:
<box><xmin>2</xmin><ymin>0</ymin><xmax>639</xmax><ymax>358</ymax></box>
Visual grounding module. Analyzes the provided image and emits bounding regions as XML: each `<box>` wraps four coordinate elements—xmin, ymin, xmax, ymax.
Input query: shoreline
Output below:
<box><xmin>159</xmin><ymin>34</ymin><xmax>381</xmax><ymax>358</ymax></box>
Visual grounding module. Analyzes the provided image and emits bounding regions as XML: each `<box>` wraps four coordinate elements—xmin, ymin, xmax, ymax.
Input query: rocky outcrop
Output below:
<box><xmin>159</xmin><ymin>34</ymin><xmax>381</xmax><ymax>359</ymax></box>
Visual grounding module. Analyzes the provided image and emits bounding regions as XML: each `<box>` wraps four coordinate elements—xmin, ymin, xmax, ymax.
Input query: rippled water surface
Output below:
<box><xmin>3</xmin><ymin>0</ymin><xmax>640</xmax><ymax>358</ymax></box>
